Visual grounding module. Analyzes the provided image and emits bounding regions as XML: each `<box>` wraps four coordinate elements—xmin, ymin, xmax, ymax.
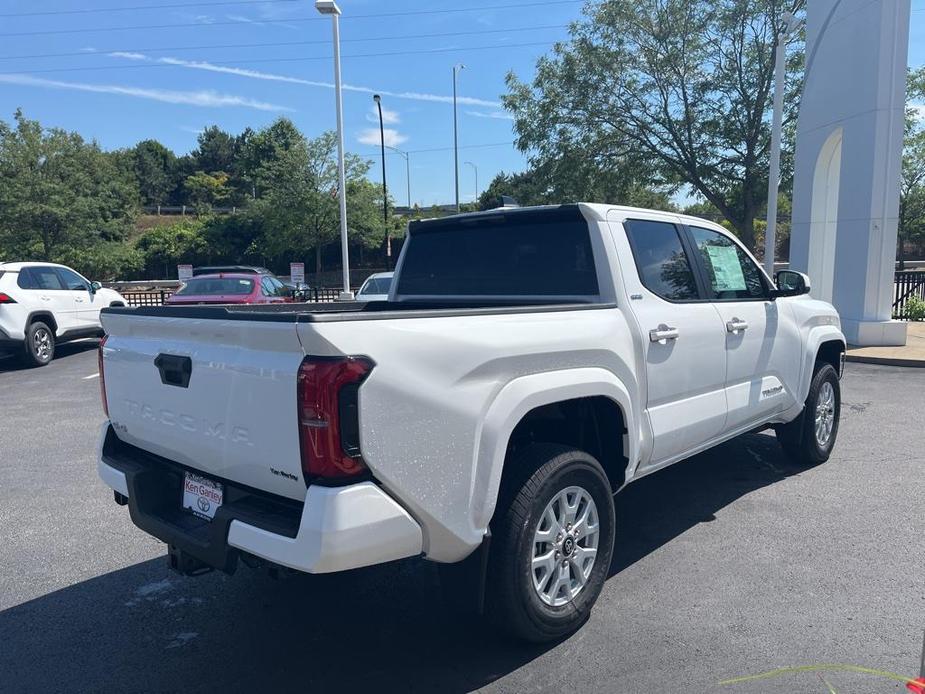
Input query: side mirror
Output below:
<box><xmin>773</xmin><ymin>270</ymin><xmax>811</xmax><ymax>298</ymax></box>
<box><xmin>90</xmin><ymin>281</ymin><xmax>102</xmax><ymax>293</ymax></box>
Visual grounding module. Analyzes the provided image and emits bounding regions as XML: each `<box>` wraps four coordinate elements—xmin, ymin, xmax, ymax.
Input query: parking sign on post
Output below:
<box><xmin>178</xmin><ymin>264</ymin><xmax>193</xmax><ymax>281</ymax></box>
<box><xmin>290</xmin><ymin>262</ymin><xmax>305</xmax><ymax>286</ymax></box>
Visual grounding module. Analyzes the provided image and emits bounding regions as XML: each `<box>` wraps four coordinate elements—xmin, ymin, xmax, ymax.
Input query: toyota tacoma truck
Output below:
<box><xmin>96</xmin><ymin>204</ymin><xmax>845</xmax><ymax>642</ymax></box>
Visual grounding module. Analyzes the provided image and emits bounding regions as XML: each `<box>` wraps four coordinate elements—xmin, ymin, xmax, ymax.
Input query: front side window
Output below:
<box><xmin>688</xmin><ymin>226</ymin><xmax>768</xmax><ymax>300</ymax></box>
<box><xmin>56</xmin><ymin>267</ymin><xmax>90</xmax><ymax>291</ymax></box>
<box><xmin>271</xmin><ymin>278</ymin><xmax>289</xmax><ymax>296</ymax></box>
<box><xmin>624</xmin><ymin>220</ymin><xmax>699</xmax><ymax>301</ymax></box>
<box><xmin>30</xmin><ymin>267</ymin><xmax>66</xmax><ymax>290</ymax></box>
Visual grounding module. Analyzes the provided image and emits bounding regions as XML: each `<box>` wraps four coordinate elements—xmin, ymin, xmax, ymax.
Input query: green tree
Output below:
<box><xmin>504</xmin><ymin>0</ymin><xmax>805</xmax><ymax>251</ymax></box>
<box><xmin>239</xmin><ymin>118</ymin><xmax>304</xmax><ymax>200</ymax></box>
<box><xmin>0</xmin><ymin>109</ymin><xmax>138</xmax><ymax>260</ymax></box>
<box><xmin>899</xmin><ymin>67</ymin><xmax>925</xmax><ymax>268</ymax></box>
<box><xmin>184</xmin><ymin>171</ymin><xmax>231</xmax><ymax>212</ymax></box>
<box><xmin>132</xmin><ymin>140</ymin><xmax>178</xmax><ymax>206</ymax></box>
<box><xmin>192</xmin><ymin>126</ymin><xmax>237</xmax><ymax>176</ymax></box>
<box><xmin>251</xmin><ymin>129</ymin><xmax>380</xmax><ymax>274</ymax></box>
<box><xmin>135</xmin><ymin>218</ymin><xmax>209</xmax><ymax>278</ymax></box>
<box><xmin>55</xmin><ymin>242</ymin><xmax>144</xmax><ymax>281</ymax></box>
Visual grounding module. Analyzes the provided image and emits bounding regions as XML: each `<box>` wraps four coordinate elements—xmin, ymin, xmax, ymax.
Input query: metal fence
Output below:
<box><xmin>122</xmin><ymin>290</ymin><xmax>174</xmax><ymax>307</ymax></box>
<box><xmin>894</xmin><ymin>271</ymin><xmax>925</xmax><ymax>319</ymax></box>
<box><xmin>121</xmin><ymin>287</ymin><xmax>344</xmax><ymax>308</ymax></box>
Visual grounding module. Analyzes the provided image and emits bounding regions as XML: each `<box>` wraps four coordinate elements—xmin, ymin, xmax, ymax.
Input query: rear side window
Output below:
<box><xmin>175</xmin><ymin>278</ymin><xmax>254</xmax><ymax>296</ymax></box>
<box><xmin>17</xmin><ymin>269</ymin><xmax>36</xmax><ymax>289</ymax></box>
<box><xmin>397</xmin><ymin>213</ymin><xmax>598</xmax><ymax>297</ymax></box>
<box><xmin>624</xmin><ymin>220</ymin><xmax>699</xmax><ymax>301</ymax></box>
<box><xmin>29</xmin><ymin>266</ymin><xmax>66</xmax><ymax>290</ymax></box>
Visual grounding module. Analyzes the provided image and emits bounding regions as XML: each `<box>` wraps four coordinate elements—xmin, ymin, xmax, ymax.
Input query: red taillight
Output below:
<box><xmin>297</xmin><ymin>356</ymin><xmax>374</xmax><ymax>482</ymax></box>
<box><xmin>98</xmin><ymin>335</ymin><xmax>109</xmax><ymax>417</ymax></box>
<box><xmin>0</xmin><ymin>292</ymin><xmax>16</xmax><ymax>304</ymax></box>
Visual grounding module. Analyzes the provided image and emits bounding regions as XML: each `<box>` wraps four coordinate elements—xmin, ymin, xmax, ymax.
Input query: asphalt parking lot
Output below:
<box><xmin>1</xmin><ymin>345</ymin><xmax>923</xmax><ymax>693</ymax></box>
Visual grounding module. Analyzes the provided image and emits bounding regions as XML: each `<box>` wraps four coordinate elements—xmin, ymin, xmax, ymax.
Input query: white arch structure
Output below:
<box><xmin>807</xmin><ymin>127</ymin><xmax>843</xmax><ymax>304</ymax></box>
<box><xmin>789</xmin><ymin>0</ymin><xmax>911</xmax><ymax>346</ymax></box>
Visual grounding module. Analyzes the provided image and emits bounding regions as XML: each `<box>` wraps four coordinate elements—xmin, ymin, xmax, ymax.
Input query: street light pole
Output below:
<box><xmin>385</xmin><ymin>145</ymin><xmax>411</xmax><ymax>209</ymax></box>
<box><xmin>764</xmin><ymin>11</ymin><xmax>795</xmax><ymax>276</ymax></box>
<box><xmin>453</xmin><ymin>63</ymin><xmax>465</xmax><ymax>213</ymax></box>
<box><xmin>315</xmin><ymin>0</ymin><xmax>353</xmax><ymax>300</ymax></box>
<box><xmin>373</xmin><ymin>94</ymin><xmax>392</xmax><ymax>270</ymax></box>
<box><xmin>464</xmin><ymin>161</ymin><xmax>478</xmax><ymax>205</ymax></box>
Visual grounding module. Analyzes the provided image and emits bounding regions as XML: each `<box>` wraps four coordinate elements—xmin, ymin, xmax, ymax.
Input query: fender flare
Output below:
<box><xmin>25</xmin><ymin>310</ymin><xmax>59</xmax><ymax>335</ymax></box>
<box><xmin>469</xmin><ymin>367</ymin><xmax>638</xmax><ymax>534</ymax></box>
<box><xmin>799</xmin><ymin>326</ymin><xmax>846</xmax><ymax>402</ymax></box>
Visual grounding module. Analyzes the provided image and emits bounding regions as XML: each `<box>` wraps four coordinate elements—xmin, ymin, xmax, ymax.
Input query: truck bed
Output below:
<box><xmin>103</xmin><ymin>299</ymin><xmax>611</xmax><ymax>323</ymax></box>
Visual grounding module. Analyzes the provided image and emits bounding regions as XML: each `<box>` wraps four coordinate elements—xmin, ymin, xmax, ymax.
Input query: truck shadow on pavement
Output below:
<box><xmin>0</xmin><ymin>339</ymin><xmax>99</xmax><ymax>373</ymax></box>
<box><xmin>0</xmin><ymin>432</ymin><xmax>803</xmax><ymax>693</ymax></box>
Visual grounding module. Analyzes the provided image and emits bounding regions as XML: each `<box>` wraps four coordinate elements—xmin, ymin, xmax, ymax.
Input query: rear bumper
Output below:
<box><xmin>96</xmin><ymin>423</ymin><xmax>423</xmax><ymax>574</ymax></box>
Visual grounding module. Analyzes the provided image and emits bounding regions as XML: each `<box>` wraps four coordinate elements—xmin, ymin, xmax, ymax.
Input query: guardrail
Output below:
<box><xmin>894</xmin><ymin>271</ymin><xmax>925</xmax><ymax>319</ymax></box>
<box><xmin>121</xmin><ymin>286</ymin><xmax>346</xmax><ymax>307</ymax></box>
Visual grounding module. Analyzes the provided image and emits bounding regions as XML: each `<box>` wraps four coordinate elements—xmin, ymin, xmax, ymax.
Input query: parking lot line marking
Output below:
<box><xmin>83</xmin><ymin>373</ymin><xmax>99</xmax><ymax>380</ymax></box>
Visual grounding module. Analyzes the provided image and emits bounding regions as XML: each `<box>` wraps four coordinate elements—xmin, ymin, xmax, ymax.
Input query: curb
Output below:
<box><xmin>845</xmin><ymin>353</ymin><xmax>925</xmax><ymax>368</ymax></box>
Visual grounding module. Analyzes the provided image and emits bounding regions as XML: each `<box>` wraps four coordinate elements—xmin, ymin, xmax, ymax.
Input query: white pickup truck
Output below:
<box><xmin>97</xmin><ymin>204</ymin><xmax>845</xmax><ymax>642</ymax></box>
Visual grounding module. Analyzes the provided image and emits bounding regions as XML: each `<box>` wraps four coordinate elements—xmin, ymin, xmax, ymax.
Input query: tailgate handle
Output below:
<box><xmin>154</xmin><ymin>354</ymin><xmax>193</xmax><ymax>388</ymax></box>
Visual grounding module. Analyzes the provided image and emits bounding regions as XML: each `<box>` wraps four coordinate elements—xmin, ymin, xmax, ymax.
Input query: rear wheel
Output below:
<box><xmin>23</xmin><ymin>321</ymin><xmax>55</xmax><ymax>367</ymax></box>
<box><xmin>776</xmin><ymin>363</ymin><xmax>840</xmax><ymax>465</ymax></box>
<box><xmin>486</xmin><ymin>444</ymin><xmax>615</xmax><ymax>642</ymax></box>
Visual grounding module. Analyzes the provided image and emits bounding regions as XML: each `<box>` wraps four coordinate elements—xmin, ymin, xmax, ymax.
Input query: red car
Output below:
<box><xmin>165</xmin><ymin>273</ymin><xmax>294</xmax><ymax>306</ymax></box>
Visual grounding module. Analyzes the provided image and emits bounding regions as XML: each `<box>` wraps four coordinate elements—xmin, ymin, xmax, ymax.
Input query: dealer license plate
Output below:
<box><xmin>182</xmin><ymin>472</ymin><xmax>224</xmax><ymax>520</ymax></box>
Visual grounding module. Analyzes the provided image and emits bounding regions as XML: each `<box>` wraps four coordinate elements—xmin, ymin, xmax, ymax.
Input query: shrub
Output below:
<box><xmin>904</xmin><ymin>294</ymin><xmax>925</xmax><ymax>321</ymax></box>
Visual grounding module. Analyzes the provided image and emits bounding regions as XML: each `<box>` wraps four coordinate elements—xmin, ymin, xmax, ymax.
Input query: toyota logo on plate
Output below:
<box><xmin>197</xmin><ymin>497</ymin><xmax>211</xmax><ymax>513</ymax></box>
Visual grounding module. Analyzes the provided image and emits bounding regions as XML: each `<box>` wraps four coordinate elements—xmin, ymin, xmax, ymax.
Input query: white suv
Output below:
<box><xmin>0</xmin><ymin>262</ymin><xmax>127</xmax><ymax>367</ymax></box>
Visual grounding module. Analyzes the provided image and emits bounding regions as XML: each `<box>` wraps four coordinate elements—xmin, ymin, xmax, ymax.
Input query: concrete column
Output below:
<box><xmin>789</xmin><ymin>0</ymin><xmax>911</xmax><ymax>346</ymax></box>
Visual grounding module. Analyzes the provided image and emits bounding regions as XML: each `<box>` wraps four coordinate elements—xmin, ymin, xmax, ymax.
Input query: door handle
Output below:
<box><xmin>75</xmin><ymin>298</ymin><xmax>85</xmax><ymax>303</ymax></box>
<box><xmin>726</xmin><ymin>318</ymin><xmax>749</xmax><ymax>333</ymax></box>
<box><xmin>649</xmin><ymin>324</ymin><xmax>680</xmax><ymax>343</ymax></box>
<box><xmin>40</xmin><ymin>295</ymin><xmax>51</xmax><ymax>301</ymax></box>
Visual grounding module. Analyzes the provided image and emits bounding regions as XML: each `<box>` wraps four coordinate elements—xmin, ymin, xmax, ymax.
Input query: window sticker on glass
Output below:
<box><xmin>704</xmin><ymin>245</ymin><xmax>747</xmax><ymax>292</ymax></box>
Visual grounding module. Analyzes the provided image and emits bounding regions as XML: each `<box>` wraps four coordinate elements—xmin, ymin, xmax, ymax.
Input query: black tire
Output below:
<box><xmin>22</xmin><ymin>321</ymin><xmax>55</xmax><ymax>367</ymax></box>
<box><xmin>486</xmin><ymin>444</ymin><xmax>615</xmax><ymax>643</ymax></box>
<box><xmin>776</xmin><ymin>363</ymin><xmax>840</xmax><ymax>465</ymax></box>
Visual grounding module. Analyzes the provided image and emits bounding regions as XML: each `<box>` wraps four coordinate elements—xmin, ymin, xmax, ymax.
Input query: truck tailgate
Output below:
<box><xmin>101</xmin><ymin>312</ymin><xmax>308</xmax><ymax>501</ymax></box>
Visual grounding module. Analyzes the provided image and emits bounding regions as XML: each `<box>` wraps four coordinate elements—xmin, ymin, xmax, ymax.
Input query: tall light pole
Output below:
<box><xmin>385</xmin><ymin>145</ymin><xmax>411</xmax><ymax>209</ymax></box>
<box><xmin>452</xmin><ymin>63</ymin><xmax>465</xmax><ymax>213</ymax></box>
<box><xmin>315</xmin><ymin>0</ymin><xmax>353</xmax><ymax>299</ymax></box>
<box><xmin>373</xmin><ymin>94</ymin><xmax>392</xmax><ymax>269</ymax></box>
<box><xmin>764</xmin><ymin>11</ymin><xmax>796</xmax><ymax>276</ymax></box>
<box><xmin>464</xmin><ymin>161</ymin><xmax>478</xmax><ymax>205</ymax></box>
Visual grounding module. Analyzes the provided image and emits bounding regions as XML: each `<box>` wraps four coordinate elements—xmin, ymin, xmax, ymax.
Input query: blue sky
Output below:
<box><xmin>0</xmin><ymin>0</ymin><xmax>924</xmax><ymax>207</ymax></box>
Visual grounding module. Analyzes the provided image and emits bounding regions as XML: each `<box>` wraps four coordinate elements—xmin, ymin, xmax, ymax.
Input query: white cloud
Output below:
<box><xmin>108</xmin><ymin>52</ymin><xmax>502</xmax><ymax>108</ymax></box>
<box><xmin>366</xmin><ymin>105</ymin><xmax>400</xmax><ymax>125</ymax></box>
<box><xmin>466</xmin><ymin>109</ymin><xmax>515</xmax><ymax>120</ymax></box>
<box><xmin>357</xmin><ymin>127</ymin><xmax>407</xmax><ymax>147</ymax></box>
<box><xmin>0</xmin><ymin>73</ymin><xmax>293</xmax><ymax>112</ymax></box>
<box><xmin>108</xmin><ymin>51</ymin><xmax>147</xmax><ymax>61</ymax></box>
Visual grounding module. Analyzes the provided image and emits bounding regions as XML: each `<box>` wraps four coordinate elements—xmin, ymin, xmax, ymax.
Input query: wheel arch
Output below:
<box><xmin>799</xmin><ymin>326</ymin><xmax>845</xmax><ymax>403</ymax></box>
<box><xmin>471</xmin><ymin>368</ymin><xmax>638</xmax><ymax>535</ymax></box>
<box><xmin>26</xmin><ymin>310</ymin><xmax>58</xmax><ymax>335</ymax></box>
